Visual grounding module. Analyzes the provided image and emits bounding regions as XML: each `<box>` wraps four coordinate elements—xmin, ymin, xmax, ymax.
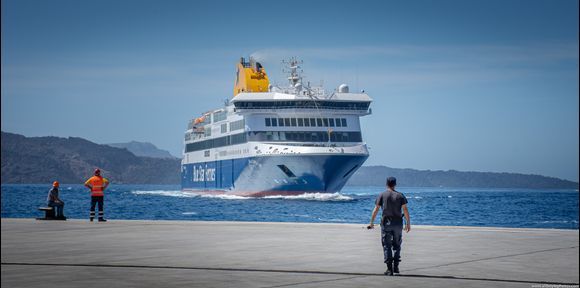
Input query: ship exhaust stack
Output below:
<box><xmin>233</xmin><ymin>56</ymin><xmax>270</xmax><ymax>97</ymax></box>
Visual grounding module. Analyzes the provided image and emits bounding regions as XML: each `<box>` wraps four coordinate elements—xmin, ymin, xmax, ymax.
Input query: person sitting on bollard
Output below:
<box><xmin>47</xmin><ymin>181</ymin><xmax>66</xmax><ymax>220</ymax></box>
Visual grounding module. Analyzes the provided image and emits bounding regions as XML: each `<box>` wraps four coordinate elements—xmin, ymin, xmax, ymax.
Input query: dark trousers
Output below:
<box><xmin>48</xmin><ymin>201</ymin><xmax>64</xmax><ymax>217</ymax></box>
<box><xmin>90</xmin><ymin>196</ymin><xmax>104</xmax><ymax>219</ymax></box>
<box><xmin>381</xmin><ymin>224</ymin><xmax>403</xmax><ymax>264</ymax></box>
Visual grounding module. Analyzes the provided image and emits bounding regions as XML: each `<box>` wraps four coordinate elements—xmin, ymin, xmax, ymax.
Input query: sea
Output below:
<box><xmin>1</xmin><ymin>184</ymin><xmax>578</xmax><ymax>229</ymax></box>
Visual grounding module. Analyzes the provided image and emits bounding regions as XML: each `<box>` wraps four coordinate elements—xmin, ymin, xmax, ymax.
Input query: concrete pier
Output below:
<box><xmin>1</xmin><ymin>218</ymin><xmax>578</xmax><ymax>287</ymax></box>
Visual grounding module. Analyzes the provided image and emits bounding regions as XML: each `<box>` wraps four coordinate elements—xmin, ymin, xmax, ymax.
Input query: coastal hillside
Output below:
<box><xmin>107</xmin><ymin>141</ymin><xmax>177</xmax><ymax>159</ymax></box>
<box><xmin>1</xmin><ymin>132</ymin><xmax>577</xmax><ymax>188</ymax></box>
<box><xmin>347</xmin><ymin>165</ymin><xmax>578</xmax><ymax>189</ymax></box>
<box><xmin>1</xmin><ymin>132</ymin><xmax>180</xmax><ymax>184</ymax></box>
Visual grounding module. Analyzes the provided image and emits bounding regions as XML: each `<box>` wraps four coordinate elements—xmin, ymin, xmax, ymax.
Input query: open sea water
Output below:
<box><xmin>1</xmin><ymin>184</ymin><xmax>578</xmax><ymax>229</ymax></box>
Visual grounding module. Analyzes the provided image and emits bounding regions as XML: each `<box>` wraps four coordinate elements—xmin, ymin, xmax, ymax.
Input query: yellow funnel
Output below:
<box><xmin>233</xmin><ymin>57</ymin><xmax>269</xmax><ymax>97</ymax></box>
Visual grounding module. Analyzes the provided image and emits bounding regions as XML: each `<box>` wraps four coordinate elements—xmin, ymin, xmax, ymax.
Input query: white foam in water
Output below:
<box><xmin>132</xmin><ymin>190</ymin><xmax>252</xmax><ymax>199</ymax></box>
<box><xmin>539</xmin><ymin>220</ymin><xmax>577</xmax><ymax>224</ymax></box>
<box><xmin>199</xmin><ymin>194</ymin><xmax>251</xmax><ymax>200</ymax></box>
<box><xmin>132</xmin><ymin>190</ymin><xmax>353</xmax><ymax>201</ymax></box>
<box><xmin>181</xmin><ymin>212</ymin><xmax>198</xmax><ymax>215</ymax></box>
<box><xmin>413</xmin><ymin>196</ymin><xmax>423</xmax><ymax>199</ymax></box>
<box><xmin>263</xmin><ymin>192</ymin><xmax>353</xmax><ymax>201</ymax></box>
<box><xmin>132</xmin><ymin>190</ymin><xmax>200</xmax><ymax>198</ymax></box>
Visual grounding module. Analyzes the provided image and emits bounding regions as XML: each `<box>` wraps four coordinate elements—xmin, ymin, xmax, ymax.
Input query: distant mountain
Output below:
<box><xmin>2</xmin><ymin>131</ymin><xmax>578</xmax><ymax>188</ymax></box>
<box><xmin>107</xmin><ymin>141</ymin><xmax>177</xmax><ymax>159</ymax></box>
<box><xmin>347</xmin><ymin>165</ymin><xmax>578</xmax><ymax>189</ymax></box>
<box><xmin>1</xmin><ymin>132</ymin><xmax>180</xmax><ymax>184</ymax></box>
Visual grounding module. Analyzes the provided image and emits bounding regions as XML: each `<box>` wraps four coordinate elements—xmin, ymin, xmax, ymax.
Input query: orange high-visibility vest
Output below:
<box><xmin>85</xmin><ymin>176</ymin><xmax>108</xmax><ymax>196</ymax></box>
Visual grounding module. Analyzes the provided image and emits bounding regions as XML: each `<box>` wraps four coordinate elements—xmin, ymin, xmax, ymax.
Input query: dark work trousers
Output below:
<box><xmin>48</xmin><ymin>201</ymin><xmax>64</xmax><ymax>218</ymax></box>
<box><xmin>381</xmin><ymin>224</ymin><xmax>403</xmax><ymax>264</ymax></box>
<box><xmin>90</xmin><ymin>196</ymin><xmax>104</xmax><ymax>219</ymax></box>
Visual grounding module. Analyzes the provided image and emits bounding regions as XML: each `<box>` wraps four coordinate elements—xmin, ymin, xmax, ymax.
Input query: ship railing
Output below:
<box><xmin>234</xmin><ymin>106</ymin><xmax>371</xmax><ymax>113</ymax></box>
<box><xmin>187</xmin><ymin>135</ymin><xmax>205</xmax><ymax>142</ymax></box>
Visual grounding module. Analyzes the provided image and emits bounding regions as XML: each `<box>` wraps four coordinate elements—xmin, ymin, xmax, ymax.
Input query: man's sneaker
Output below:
<box><xmin>384</xmin><ymin>262</ymin><xmax>394</xmax><ymax>276</ymax></box>
<box><xmin>98</xmin><ymin>218</ymin><xmax>107</xmax><ymax>222</ymax></box>
<box><xmin>393</xmin><ymin>263</ymin><xmax>400</xmax><ymax>275</ymax></box>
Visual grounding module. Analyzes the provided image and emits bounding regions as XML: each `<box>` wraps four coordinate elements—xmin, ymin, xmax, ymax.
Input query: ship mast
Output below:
<box><xmin>282</xmin><ymin>57</ymin><xmax>304</xmax><ymax>88</ymax></box>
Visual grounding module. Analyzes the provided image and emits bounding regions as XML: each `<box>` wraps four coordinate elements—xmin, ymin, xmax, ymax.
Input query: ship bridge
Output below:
<box><xmin>231</xmin><ymin>92</ymin><xmax>372</xmax><ymax>115</ymax></box>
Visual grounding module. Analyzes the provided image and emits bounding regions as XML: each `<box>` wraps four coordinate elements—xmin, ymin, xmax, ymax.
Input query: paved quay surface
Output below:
<box><xmin>1</xmin><ymin>218</ymin><xmax>578</xmax><ymax>288</ymax></box>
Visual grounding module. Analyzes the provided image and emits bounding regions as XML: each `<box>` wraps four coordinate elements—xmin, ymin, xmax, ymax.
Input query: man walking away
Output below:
<box><xmin>47</xmin><ymin>181</ymin><xmax>66</xmax><ymax>220</ymax></box>
<box><xmin>84</xmin><ymin>168</ymin><xmax>110</xmax><ymax>222</ymax></box>
<box><xmin>367</xmin><ymin>176</ymin><xmax>411</xmax><ymax>276</ymax></box>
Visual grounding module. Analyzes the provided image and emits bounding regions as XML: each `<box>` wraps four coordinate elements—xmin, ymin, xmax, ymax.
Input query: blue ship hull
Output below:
<box><xmin>181</xmin><ymin>154</ymin><xmax>368</xmax><ymax>195</ymax></box>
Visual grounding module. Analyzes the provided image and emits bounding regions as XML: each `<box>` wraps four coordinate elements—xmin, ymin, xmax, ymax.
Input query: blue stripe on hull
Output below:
<box><xmin>181</xmin><ymin>154</ymin><xmax>368</xmax><ymax>195</ymax></box>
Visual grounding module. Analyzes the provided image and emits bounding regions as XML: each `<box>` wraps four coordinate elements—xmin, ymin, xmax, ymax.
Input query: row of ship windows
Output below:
<box><xmin>248</xmin><ymin>131</ymin><xmax>362</xmax><ymax>143</ymax></box>
<box><xmin>265</xmin><ymin>117</ymin><xmax>347</xmax><ymax>128</ymax></box>
<box><xmin>185</xmin><ymin>131</ymin><xmax>362</xmax><ymax>153</ymax></box>
<box><xmin>186</xmin><ymin>133</ymin><xmax>247</xmax><ymax>152</ymax></box>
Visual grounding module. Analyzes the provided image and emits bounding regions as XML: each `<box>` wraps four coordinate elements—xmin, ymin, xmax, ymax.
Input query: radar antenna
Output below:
<box><xmin>281</xmin><ymin>57</ymin><xmax>303</xmax><ymax>87</ymax></box>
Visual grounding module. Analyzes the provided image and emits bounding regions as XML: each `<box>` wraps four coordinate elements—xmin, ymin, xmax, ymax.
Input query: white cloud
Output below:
<box><xmin>251</xmin><ymin>42</ymin><xmax>579</xmax><ymax>63</ymax></box>
<box><xmin>244</xmin><ymin>43</ymin><xmax>579</xmax><ymax>93</ymax></box>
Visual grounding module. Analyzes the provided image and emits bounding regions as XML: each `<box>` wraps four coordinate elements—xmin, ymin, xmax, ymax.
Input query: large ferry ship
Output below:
<box><xmin>181</xmin><ymin>57</ymin><xmax>372</xmax><ymax>196</ymax></box>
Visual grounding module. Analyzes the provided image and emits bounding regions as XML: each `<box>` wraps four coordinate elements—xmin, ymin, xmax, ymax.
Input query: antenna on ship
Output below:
<box><xmin>282</xmin><ymin>57</ymin><xmax>303</xmax><ymax>88</ymax></box>
<box><xmin>282</xmin><ymin>57</ymin><xmax>333</xmax><ymax>145</ymax></box>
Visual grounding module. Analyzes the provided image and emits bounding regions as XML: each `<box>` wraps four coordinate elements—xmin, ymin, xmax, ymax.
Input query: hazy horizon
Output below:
<box><xmin>2</xmin><ymin>0</ymin><xmax>578</xmax><ymax>181</ymax></box>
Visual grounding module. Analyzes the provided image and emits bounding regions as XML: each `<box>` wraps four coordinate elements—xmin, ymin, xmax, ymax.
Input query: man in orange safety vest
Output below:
<box><xmin>84</xmin><ymin>168</ymin><xmax>110</xmax><ymax>222</ymax></box>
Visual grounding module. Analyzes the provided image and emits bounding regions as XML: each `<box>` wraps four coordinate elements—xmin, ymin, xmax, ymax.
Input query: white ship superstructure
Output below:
<box><xmin>181</xmin><ymin>57</ymin><xmax>372</xmax><ymax>196</ymax></box>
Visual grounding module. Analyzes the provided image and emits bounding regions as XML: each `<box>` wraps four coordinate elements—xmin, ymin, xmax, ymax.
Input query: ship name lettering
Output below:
<box><xmin>192</xmin><ymin>165</ymin><xmax>216</xmax><ymax>182</ymax></box>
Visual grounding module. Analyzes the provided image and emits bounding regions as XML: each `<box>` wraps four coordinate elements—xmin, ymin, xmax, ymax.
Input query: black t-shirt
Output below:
<box><xmin>376</xmin><ymin>190</ymin><xmax>408</xmax><ymax>226</ymax></box>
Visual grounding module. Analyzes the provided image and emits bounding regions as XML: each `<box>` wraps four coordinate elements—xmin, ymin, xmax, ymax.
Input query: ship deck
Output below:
<box><xmin>2</xmin><ymin>219</ymin><xmax>578</xmax><ymax>288</ymax></box>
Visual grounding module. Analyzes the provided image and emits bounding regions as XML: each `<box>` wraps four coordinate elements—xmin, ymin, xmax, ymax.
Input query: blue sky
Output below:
<box><xmin>2</xmin><ymin>0</ymin><xmax>578</xmax><ymax>181</ymax></box>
